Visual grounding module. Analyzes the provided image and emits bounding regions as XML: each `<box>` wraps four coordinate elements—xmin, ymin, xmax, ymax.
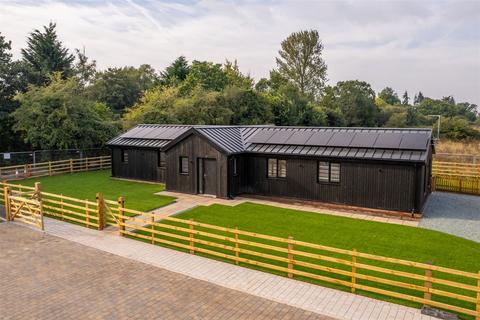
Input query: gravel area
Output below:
<box><xmin>420</xmin><ymin>192</ymin><xmax>480</xmax><ymax>242</ymax></box>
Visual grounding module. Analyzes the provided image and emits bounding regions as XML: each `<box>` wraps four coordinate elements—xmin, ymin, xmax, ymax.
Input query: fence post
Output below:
<box><xmin>35</xmin><ymin>182</ymin><xmax>44</xmax><ymax>231</ymax></box>
<box><xmin>234</xmin><ymin>227</ymin><xmax>239</xmax><ymax>265</ymax></box>
<box><xmin>48</xmin><ymin>161</ymin><xmax>52</xmax><ymax>176</ymax></box>
<box><xmin>287</xmin><ymin>236</ymin><xmax>294</xmax><ymax>278</ymax></box>
<box><xmin>4</xmin><ymin>186</ymin><xmax>11</xmax><ymax>221</ymax></box>
<box><xmin>85</xmin><ymin>200</ymin><xmax>90</xmax><ymax>228</ymax></box>
<box><xmin>151</xmin><ymin>213</ymin><xmax>155</xmax><ymax>244</ymax></box>
<box><xmin>118</xmin><ymin>197</ymin><xmax>125</xmax><ymax>236</ymax></box>
<box><xmin>96</xmin><ymin>193</ymin><xmax>105</xmax><ymax>230</ymax></box>
<box><xmin>24</xmin><ymin>164</ymin><xmax>28</xmax><ymax>178</ymax></box>
<box><xmin>351</xmin><ymin>249</ymin><xmax>357</xmax><ymax>293</ymax></box>
<box><xmin>476</xmin><ymin>271</ymin><xmax>479</xmax><ymax>320</ymax></box>
<box><xmin>85</xmin><ymin>157</ymin><xmax>88</xmax><ymax>171</ymax></box>
<box><xmin>70</xmin><ymin>159</ymin><xmax>73</xmax><ymax>173</ymax></box>
<box><xmin>189</xmin><ymin>218</ymin><xmax>195</xmax><ymax>254</ymax></box>
<box><xmin>424</xmin><ymin>261</ymin><xmax>433</xmax><ymax>303</ymax></box>
<box><xmin>432</xmin><ymin>176</ymin><xmax>436</xmax><ymax>192</ymax></box>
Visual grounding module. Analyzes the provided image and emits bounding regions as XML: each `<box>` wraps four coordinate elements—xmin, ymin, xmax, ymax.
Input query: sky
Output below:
<box><xmin>1</xmin><ymin>0</ymin><xmax>479</xmax><ymax>105</ymax></box>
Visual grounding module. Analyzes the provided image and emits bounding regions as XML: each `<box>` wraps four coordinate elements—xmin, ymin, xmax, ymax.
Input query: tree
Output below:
<box><xmin>160</xmin><ymin>56</ymin><xmax>189</xmax><ymax>86</ymax></box>
<box><xmin>402</xmin><ymin>90</ymin><xmax>409</xmax><ymax>105</ymax></box>
<box><xmin>224</xmin><ymin>60</ymin><xmax>254</xmax><ymax>89</ymax></box>
<box><xmin>0</xmin><ymin>33</ymin><xmax>29</xmax><ymax>151</ymax></box>
<box><xmin>414</xmin><ymin>91</ymin><xmax>425</xmax><ymax>104</ymax></box>
<box><xmin>122</xmin><ymin>86</ymin><xmax>180</xmax><ymax>128</ymax></box>
<box><xmin>440</xmin><ymin>117</ymin><xmax>480</xmax><ymax>140</ymax></box>
<box><xmin>378</xmin><ymin>87</ymin><xmax>400</xmax><ymax>105</ymax></box>
<box><xmin>222</xmin><ymin>86</ymin><xmax>270</xmax><ymax>124</ymax></box>
<box><xmin>180</xmin><ymin>61</ymin><xmax>228</xmax><ymax>93</ymax></box>
<box><xmin>21</xmin><ymin>22</ymin><xmax>74</xmax><ymax>85</ymax></box>
<box><xmin>74</xmin><ymin>48</ymin><xmax>96</xmax><ymax>85</ymax></box>
<box><xmin>276</xmin><ymin>30</ymin><xmax>327</xmax><ymax>98</ymax></box>
<box><xmin>89</xmin><ymin>65</ymin><xmax>159</xmax><ymax>114</ymax></box>
<box><xmin>13</xmin><ymin>74</ymin><xmax>119</xmax><ymax>149</ymax></box>
<box><xmin>321</xmin><ymin>81</ymin><xmax>378</xmax><ymax>127</ymax></box>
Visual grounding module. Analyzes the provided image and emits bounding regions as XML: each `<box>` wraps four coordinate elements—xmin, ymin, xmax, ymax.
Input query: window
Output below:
<box><xmin>267</xmin><ymin>158</ymin><xmax>287</xmax><ymax>178</ymax></box>
<box><xmin>318</xmin><ymin>161</ymin><xmax>329</xmax><ymax>182</ymax></box>
<box><xmin>158</xmin><ymin>151</ymin><xmax>166</xmax><ymax>168</ymax></box>
<box><xmin>233</xmin><ymin>158</ymin><xmax>238</xmax><ymax>175</ymax></box>
<box><xmin>278</xmin><ymin>160</ymin><xmax>287</xmax><ymax>178</ymax></box>
<box><xmin>121</xmin><ymin>149</ymin><xmax>128</xmax><ymax>163</ymax></box>
<box><xmin>180</xmin><ymin>157</ymin><xmax>189</xmax><ymax>174</ymax></box>
<box><xmin>318</xmin><ymin>161</ymin><xmax>341</xmax><ymax>183</ymax></box>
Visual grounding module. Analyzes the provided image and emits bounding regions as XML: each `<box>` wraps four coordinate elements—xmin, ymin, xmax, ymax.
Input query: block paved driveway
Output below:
<box><xmin>0</xmin><ymin>223</ymin><xmax>333</xmax><ymax>320</ymax></box>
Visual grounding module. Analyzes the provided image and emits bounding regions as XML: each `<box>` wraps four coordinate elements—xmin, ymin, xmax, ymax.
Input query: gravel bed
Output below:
<box><xmin>420</xmin><ymin>192</ymin><xmax>480</xmax><ymax>242</ymax></box>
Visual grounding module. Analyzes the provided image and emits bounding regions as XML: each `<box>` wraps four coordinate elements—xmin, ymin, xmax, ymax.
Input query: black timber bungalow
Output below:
<box><xmin>107</xmin><ymin>124</ymin><xmax>434</xmax><ymax>214</ymax></box>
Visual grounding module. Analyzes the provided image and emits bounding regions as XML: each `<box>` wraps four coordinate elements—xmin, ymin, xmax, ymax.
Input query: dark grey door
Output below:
<box><xmin>202</xmin><ymin>159</ymin><xmax>217</xmax><ymax>196</ymax></box>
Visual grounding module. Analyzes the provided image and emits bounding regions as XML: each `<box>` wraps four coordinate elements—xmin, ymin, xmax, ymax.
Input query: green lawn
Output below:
<box><xmin>14</xmin><ymin>170</ymin><xmax>175</xmax><ymax>211</ymax></box>
<box><xmin>136</xmin><ymin>202</ymin><xmax>480</xmax><ymax>318</ymax></box>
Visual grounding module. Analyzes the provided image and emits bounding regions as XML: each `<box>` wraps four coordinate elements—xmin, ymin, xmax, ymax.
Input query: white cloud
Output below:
<box><xmin>0</xmin><ymin>0</ymin><xmax>479</xmax><ymax>104</ymax></box>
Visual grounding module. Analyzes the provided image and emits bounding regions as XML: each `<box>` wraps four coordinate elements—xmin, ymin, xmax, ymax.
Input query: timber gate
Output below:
<box><xmin>4</xmin><ymin>187</ymin><xmax>44</xmax><ymax>230</ymax></box>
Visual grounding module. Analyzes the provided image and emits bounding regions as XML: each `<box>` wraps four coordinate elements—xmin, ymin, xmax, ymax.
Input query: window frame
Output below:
<box><xmin>267</xmin><ymin>158</ymin><xmax>287</xmax><ymax>179</ymax></box>
<box><xmin>179</xmin><ymin>156</ymin><xmax>189</xmax><ymax>175</ymax></box>
<box><xmin>121</xmin><ymin>149</ymin><xmax>129</xmax><ymax>163</ymax></box>
<box><xmin>318</xmin><ymin>161</ymin><xmax>341</xmax><ymax>184</ymax></box>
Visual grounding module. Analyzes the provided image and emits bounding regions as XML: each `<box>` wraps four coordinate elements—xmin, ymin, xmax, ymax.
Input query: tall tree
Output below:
<box><xmin>74</xmin><ymin>48</ymin><xmax>96</xmax><ymax>85</ymax></box>
<box><xmin>322</xmin><ymin>80</ymin><xmax>378</xmax><ymax>127</ymax></box>
<box><xmin>160</xmin><ymin>56</ymin><xmax>190</xmax><ymax>86</ymax></box>
<box><xmin>0</xmin><ymin>33</ymin><xmax>28</xmax><ymax>151</ymax></box>
<box><xmin>14</xmin><ymin>74</ymin><xmax>119</xmax><ymax>149</ymax></box>
<box><xmin>275</xmin><ymin>30</ymin><xmax>327</xmax><ymax>98</ymax></box>
<box><xmin>402</xmin><ymin>90</ymin><xmax>409</xmax><ymax>105</ymax></box>
<box><xmin>180</xmin><ymin>61</ymin><xmax>228</xmax><ymax>93</ymax></box>
<box><xmin>21</xmin><ymin>22</ymin><xmax>74</xmax><ymax>85</ymax></box>
<box><xmin>89</xmin><ymin>65</ymin><xmax>159</xmax><ymax>114</ymax></box>
<box><xmin>378</xmin><ymin>87</ymin><xmax>400</xmax><ymax>105</ymax></box>
<box><xmin>414</xmin><ymin>91</ymin><xmax>425</xmax><ymax>104</ymax></box>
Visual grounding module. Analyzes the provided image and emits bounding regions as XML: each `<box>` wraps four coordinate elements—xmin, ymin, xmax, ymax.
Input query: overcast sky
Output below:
<box><xmin>1</xmin><ymin>0</ymin><xmax>479</xmax><ymax>105</ymax></box>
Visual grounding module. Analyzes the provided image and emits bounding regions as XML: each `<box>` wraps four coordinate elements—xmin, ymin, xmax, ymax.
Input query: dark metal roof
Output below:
<box><xmin>107</xmin><ymin>124</ymin><xmax>192</xmax><ymax>148</ymax></box>
<box><xmin>108</xmin><ymin>124</ymin><xmax>433</xmax><ymax>163</ymax></box>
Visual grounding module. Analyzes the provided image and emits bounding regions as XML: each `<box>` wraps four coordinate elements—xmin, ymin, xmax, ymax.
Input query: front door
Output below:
<box><xmin>198</xmin><ymin>158</ymin><xmax>217</xmax><ymax>196</ymax></box>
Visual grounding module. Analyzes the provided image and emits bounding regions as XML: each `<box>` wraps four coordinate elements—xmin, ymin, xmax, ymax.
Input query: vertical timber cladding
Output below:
<box><xmin>237</xmin><ymin>155</ymin><xmax>418</xmax><ymax>212</ymax></box>
<box><xmin>165</xmin><ymin>134</ymin><xmax>228</xmax><ymax>198</ymax></box>
<box><xmin>111</xmin><ymin>147</ymin><xmax>166</xmax><ymax>182</ymax></box>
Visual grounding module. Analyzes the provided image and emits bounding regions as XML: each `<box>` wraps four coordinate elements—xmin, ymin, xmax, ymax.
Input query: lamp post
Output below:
<box><xmin>427</xmin><ymin>115</ymin><xmax>441</xmax><ymax>140</ymax></box>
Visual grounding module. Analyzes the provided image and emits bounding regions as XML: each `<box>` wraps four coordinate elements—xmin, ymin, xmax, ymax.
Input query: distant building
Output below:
<box><xmin>107</xmin><ymin>124</ymin><xmax>434</xmax><ymax>214</ymax></box>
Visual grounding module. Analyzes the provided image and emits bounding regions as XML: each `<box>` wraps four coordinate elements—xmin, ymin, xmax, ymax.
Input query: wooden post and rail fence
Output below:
<box><xmin>0</xmin><ymin>155</ymin><xmax>111</xmax><ymax>181</ymax></box>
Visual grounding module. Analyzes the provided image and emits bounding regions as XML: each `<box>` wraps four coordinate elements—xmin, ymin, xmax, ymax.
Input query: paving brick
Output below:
<box><xmin>0</xmin><ymin>223</ymin><xmax>331</xmax><ymax>320</ymax></box>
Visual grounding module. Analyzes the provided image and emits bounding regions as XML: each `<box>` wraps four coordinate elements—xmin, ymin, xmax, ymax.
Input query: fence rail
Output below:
<box><xmin>0</xmin><ymin>156</ymin><xmax>111</xmax><ymax>181</ymax></box>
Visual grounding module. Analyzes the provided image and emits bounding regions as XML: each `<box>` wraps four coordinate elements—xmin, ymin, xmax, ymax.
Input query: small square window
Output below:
<box><xmin>121</xmin><ymin>149</ymin><xmax>128</xmax><ymax>163</ymax></box>
<box><xmin>180</xmin><ymin>157</ymin><xmax>189</xmax><ymax>174</ymax></box>
<box><xmin>267</xmin><ymin>158</ymin><xmax>287</xmax><ymax>178</ymax></box>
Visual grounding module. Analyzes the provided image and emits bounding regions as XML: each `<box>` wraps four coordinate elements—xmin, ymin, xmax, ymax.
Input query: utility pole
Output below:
<box><xmin>428</xmin><ymin>115</ymin><xmax>441</xmax><ymax>140</ymax></box>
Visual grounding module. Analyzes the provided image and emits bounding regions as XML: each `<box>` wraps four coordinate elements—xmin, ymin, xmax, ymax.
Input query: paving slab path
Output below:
<box><xmin>21</xmin><ymin>216</ymin><xmax>434</xmax><ymax>320</ymax></box>
<box><xmin>0</xmin><ymin>223</ymin><xmax>333</xmax><ymax>320</ymax></box>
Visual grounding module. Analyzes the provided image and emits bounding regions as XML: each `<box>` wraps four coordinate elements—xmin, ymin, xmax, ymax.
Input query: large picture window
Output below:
<box><xmin>267</xmin><ymin>158</ymin><xmax>287</xmax><ymax>178</ymax></box>
<box><xmin>180</xmin><ymin>157</ymin><xmax>189</xmax><ymax>174</ymax></box>
<box><xmin>318</xmin><ymin>161</ymin><xmax>341</xmax><ymax>183</ymax></box>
